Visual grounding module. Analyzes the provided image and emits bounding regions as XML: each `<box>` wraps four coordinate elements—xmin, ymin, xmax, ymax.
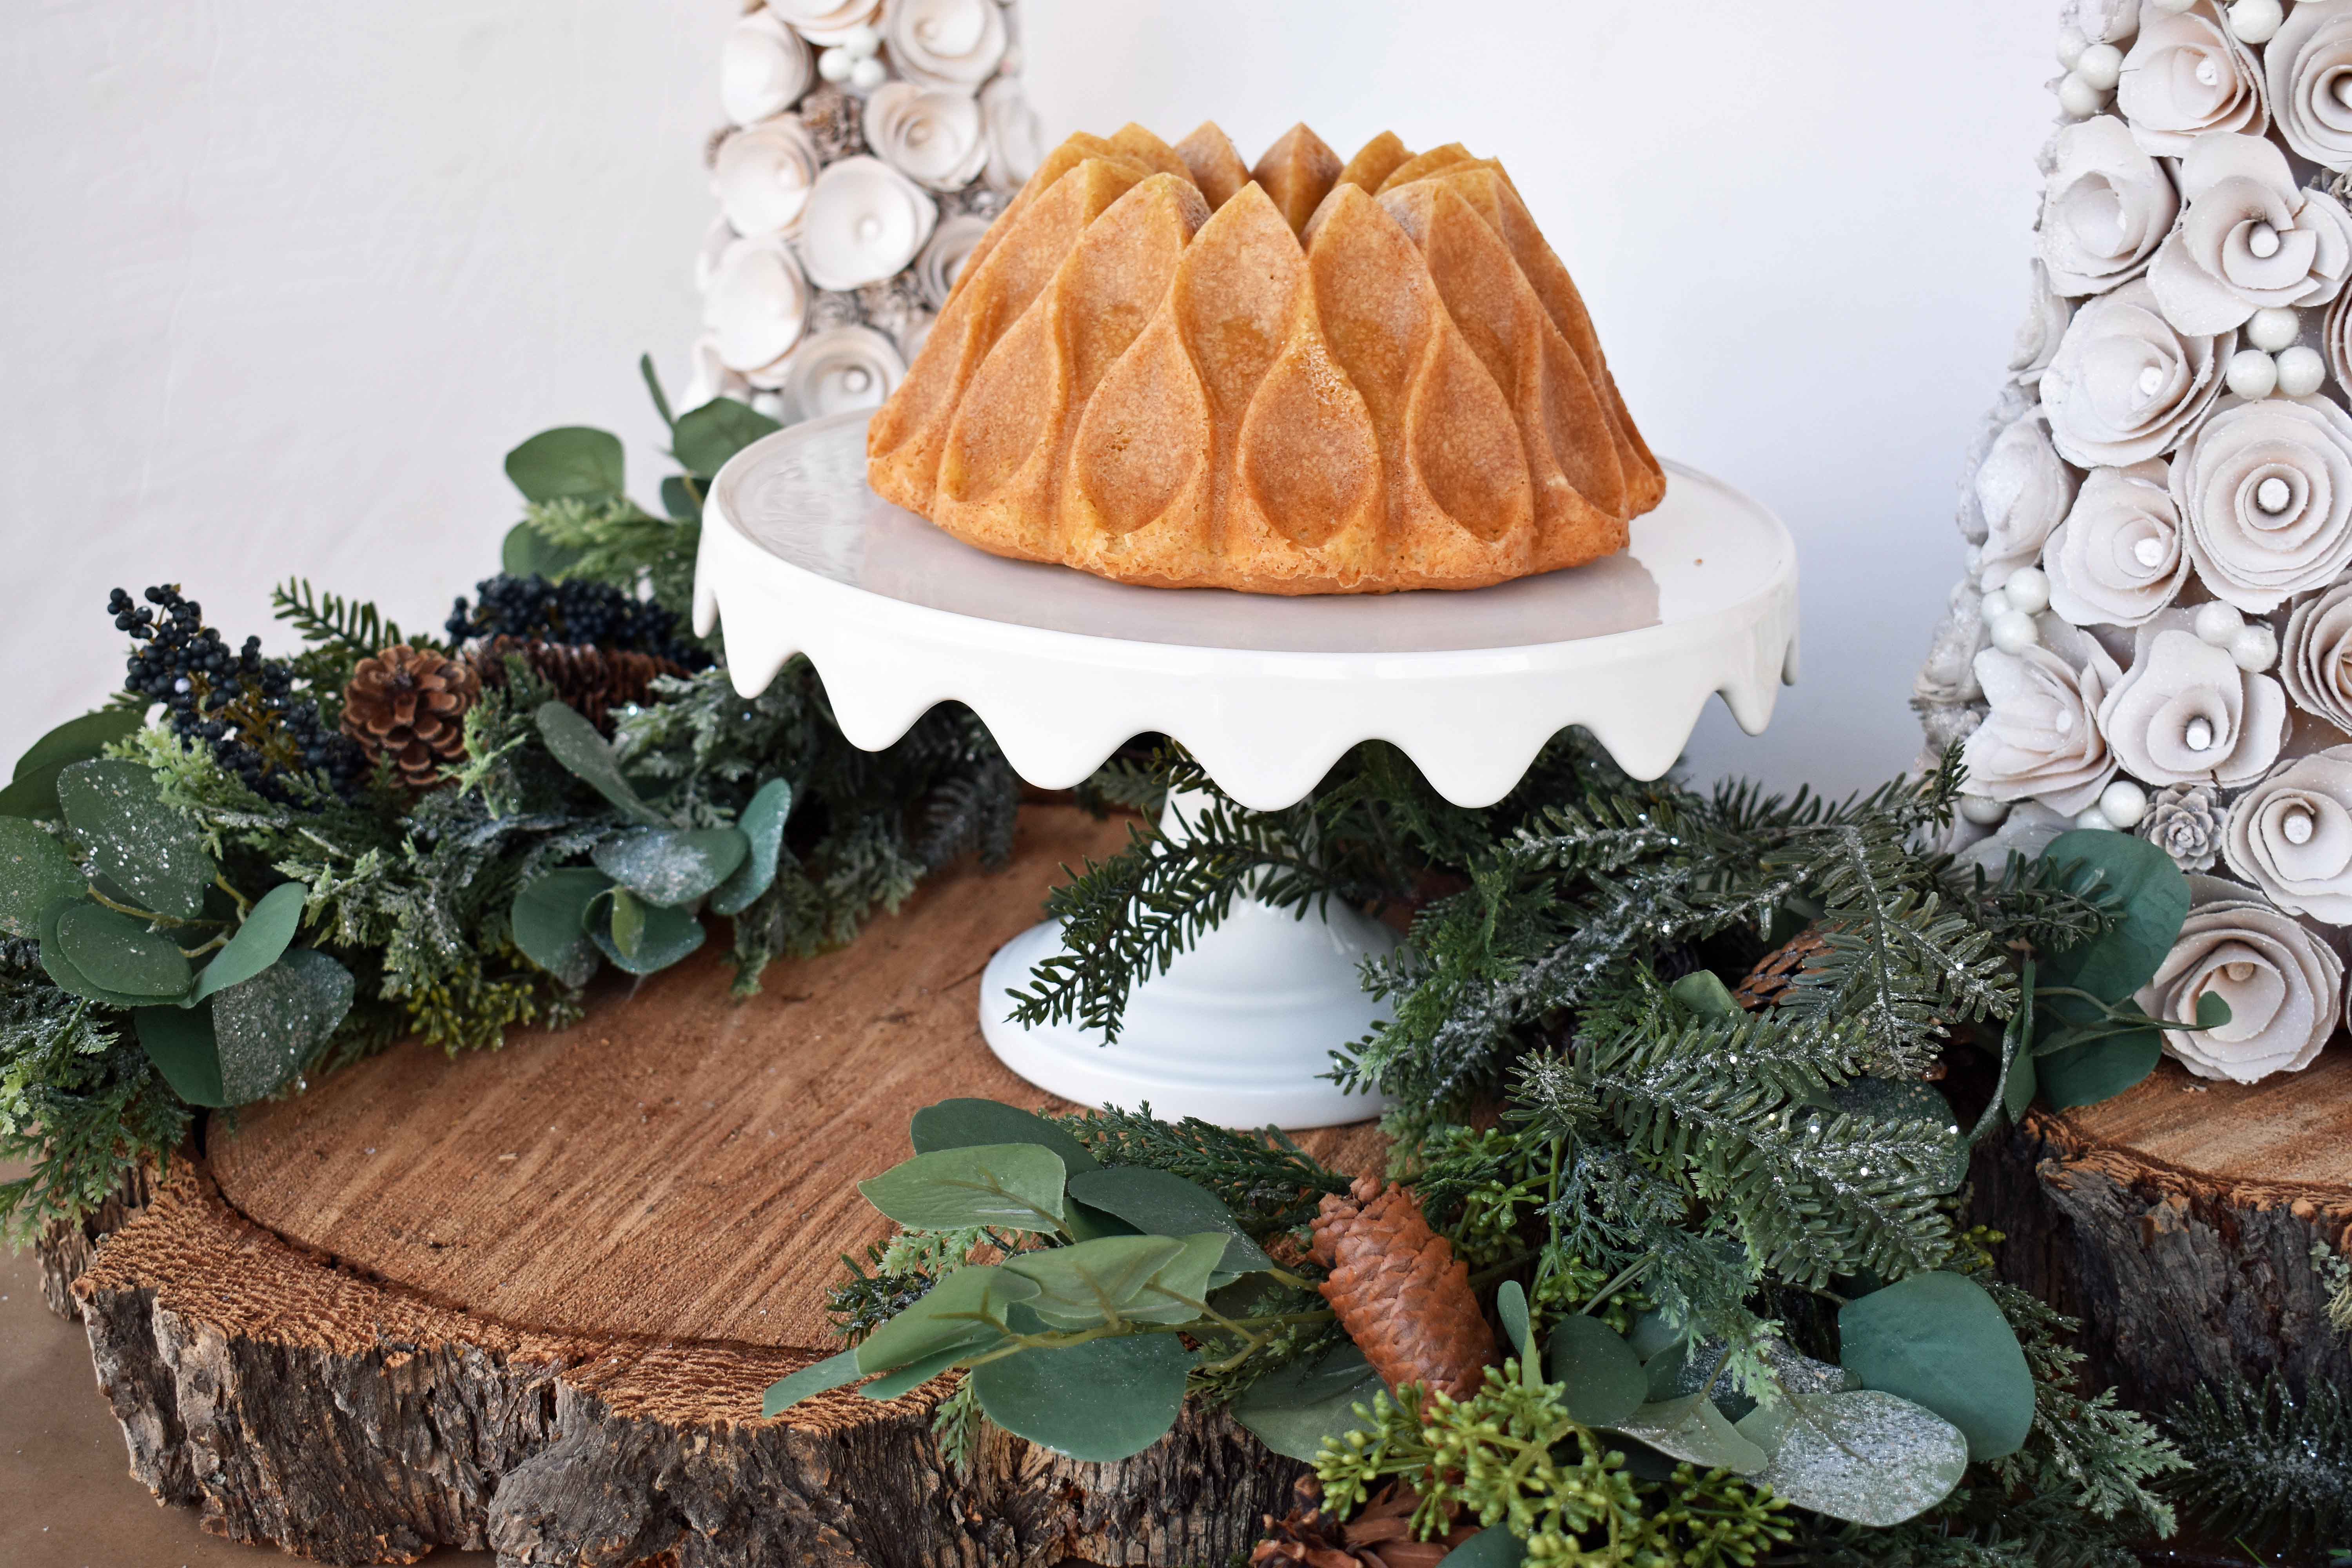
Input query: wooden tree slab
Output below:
<box><xmin>65</xmin><ymin>805</ymin><xmax>1386</xmax><ymax>1568</ymax></box>
<box><xmin>1971</xmin><ymin>1049</ymin><xmax>2352</xmax><ymax>1412</ymax></box>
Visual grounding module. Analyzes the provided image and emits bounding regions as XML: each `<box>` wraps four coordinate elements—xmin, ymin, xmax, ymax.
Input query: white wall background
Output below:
<box><xmin>1</xmin><ymin>0</ymin><xmax>2055</xmax><ymax>799</ymax></box>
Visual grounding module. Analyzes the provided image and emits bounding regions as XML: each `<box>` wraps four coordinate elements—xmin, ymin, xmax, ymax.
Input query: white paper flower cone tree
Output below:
<box><xmin>1922</xmin><ymin>0</ymin><xmax>2352</xmax><ymax>1089</ymax></box>
<box><xmin>691</xmin><ymin>0</ymin><xmax>1043</xmax><ymax>424</ymax></box>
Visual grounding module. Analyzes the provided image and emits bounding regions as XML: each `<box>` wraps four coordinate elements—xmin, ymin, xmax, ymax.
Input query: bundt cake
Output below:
<box><xmin>866</xmin><ymin>121</ymin><xmax>1664</xmax><ymax>594</ymax></box>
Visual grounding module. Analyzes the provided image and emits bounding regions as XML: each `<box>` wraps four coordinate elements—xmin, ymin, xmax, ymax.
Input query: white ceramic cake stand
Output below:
<box><xmin>694</xmin><ymin>410</ymin><xmax>1798</xmax><ymax>1128</ymax></box>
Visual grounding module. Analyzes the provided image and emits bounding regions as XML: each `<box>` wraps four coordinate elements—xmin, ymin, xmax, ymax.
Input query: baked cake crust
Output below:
<box><xmin>867</xmin><ymin>122</ymin><xmax>1664</xmax><ymax>594</ymax></box>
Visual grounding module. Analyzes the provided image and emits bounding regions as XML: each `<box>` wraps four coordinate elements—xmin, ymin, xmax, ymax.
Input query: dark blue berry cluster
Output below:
<box><xmin>109</xmin><ymin>586</ymin><xmax>367</xmax><ymax>801</ymax></box>
<box><xmin>443</xmin><ymin>575</ymin><xmax>708</xmax><ymax>670</ymax></box>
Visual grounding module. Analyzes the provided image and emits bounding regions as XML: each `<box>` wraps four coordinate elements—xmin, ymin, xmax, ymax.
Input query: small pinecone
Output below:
<box><xmin>469</xmin><ymin>635</ymin><xmax>684</xmax><ymax>733</ymax></box>
<box><xmin>1250</xmin><ymin>1477</ymin><xmax>1474</xmax><ymax>1568</ymax></box>
<box><xmin>341</xmin><ymin>644</ymin><xmax>479</xmax><ymax>789</ymax></box>
<box><xmin>1311</xmin><ymin>1177</ymin><xmax>1497</xmax><ymax>1401</ymax></box>
<box><xmin>1733</xmin><ymin>927</ymin><xmax>1832</xmax><ymax>1010</ymax></box>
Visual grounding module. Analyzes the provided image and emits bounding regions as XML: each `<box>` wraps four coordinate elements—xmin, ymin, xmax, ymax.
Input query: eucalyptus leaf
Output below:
<box><xmin>1668</xmin><ymin>969</ymin><xmax>1741</xmax><ymax>1019</ymax></box>
<box><xmin>1442</xmin><ymin>1526</ymin><xmax>1528</xmax><ymax>1568</ymax></box>
<box><xmin>854</xmin><ymin>1263</ymin><xmax>1037</xmax><ymax>1376</ymax></box>
<box><xmin>857</xmin><ymin>1143</ymin><xmax>1068</xmax><ymax>1233</ymax></box>
<box><xmin>2035</xmin><ymin>830</ymin><xmax>2190</xmax><ymax>1018</ymax></box>
<box><xmin>608</xmin><ymin>887</ymin><xmax>647</xmax><ymax>961</ymax></box>
<box><xmin>1233</xmin><ymin>1343</ymin><xmax>1394</xmax><ymax>1468</ymax></box>
<box><xmin>36</xmin><ymin>898</ymin><xmax>166</xmax><ymax>1009</ymax></box>
<box><xmin>1065</xmin><ymin>1164</ymin><xmax>1272</xmax><ymax>1283</ymax></box>
<box><xmin>673</xmin><ymin>397</ymin><xmax>781</xmax><ymax>477</ymax></box>
<box><xmin>501</xmin><ymin>520</ymin><xmax>586</xmax><ymax>581</ymax></box>
<box><xmin>762</xmin><ymin>1348</ymin><xmax>862</xmax><ymax>1417</ymax></box>
<box><xmin>660</xmin><ymin>475</ymin><xmax>702</xmax><ymax>523</ymax></box>
<box><xmin>2038</xmin><ymin>1031</ymin><xmax>2162</xmax><ymax>1111</ymax></box>
<box><xmin>911</xmin><ymin>1097</ymin><xmax>1100</xmax><ymax>1171</ymax></box>
<box><xmin>1120</xmin><ymin>1233</ymin><xmax>1230</xmax><ymax>1325</ymax></box>
<box><xmin>710</xmin><ymin>779</ymin><xmax>794</xmax><ymax>916</ymax></box>
<box><xmin>1626</xmin><ymin>1310</ymin><xmax>1687</xmax><ymax>1363</ymax></box>
<box><xmin>970</xmin><ymin>1328</ymin><xmax>1195</xmax><ymax>1463</ymax></box>
<box><xmin>593</xmin><ymin>826</ymin><xmax>748</xmax><ymax>907</ymax></box>
<box><xmin>1838</xmin><ymin>1271</ymin><xmax>2035</xmax><ymax>1461</ymax></box>
<box><xmin>1</xmin><ymin>708</ymin><xmax>144</xmax><ymax>819</ymax></box>
<box><xmin>505</xmin><ymin>425</ymin><xmax>624</xmax><ymax>502</ymax></box>
<box><xmin>589</xmin><ymin>891</ymin><xmax>703</xmax><ymax>976</ymax></box>
<box><xmin>0</xmin><ymin>818</ymin><xmax>83</xmax><ymax>936</ymax></box>
<box><xmin>510</xmin><ymin>868</ymin><xmax>612</xmax><ymax>988</ymax></box>
<box><xmin>1003</xmin><ymin>1235</ymin><xmax>1187</xmax><ymax>1328</ymax></box>
<box><xmin>1546</xmin><ymin>1316</ymin><xmax>1646</xmax><ymax>1428</ymax></box>
<box><xmin>210</xmin><ymin>949</ymin><xmax>354</xmax><ymax>1105</ymax></box>
<box><xmin>534</xmin><ymin>702</ymin><xmax>664</xmax><ymax>825</ymax></box>
<box><xmin>1496</xmin><ymin>1279</ymin><xmax>1531</xmax><ymax>1359</ymax></box>
<box><xmin>1745</xmin><ymin>1390</ymin><xmax>1969</xmax><ymax>1527</ymax></box>
<box><xmin>56</xmin><ymin>759</ymin><xmax>215</xmax><ymax>921</ymax></box>
<box><xmin>857</xmin><ymin>1346</ymin><xmax>969</xmax><ymax>1402</ymax></box>
<box><xmin>1608</xmin><ymin>1394</ymin><xmax>1769</xmax><ymax>1475</ymax></box>
<box><xmin>189</xmin><ymin>882</ymin><xmax>306</xmax><ymax>1004</ymax></box>
<box><xmin>136</xmin><ymin>1002</ymin><xmax>225</xmax><ymax>1107</ymax></box>
<box><xmin>54</xmin><ymin>902</ymin><xmax>193</xmax><ymax>999</ymax></box>
<box><xmin>2196</xmin><ymin>991</ymin><xmax>2232</xmax><ymax>1030</ymax></box>
<box><xmin>2003</xmin><ymin>1037</ymin><xmax>2039</xmax><ymax>1122</ymax></box>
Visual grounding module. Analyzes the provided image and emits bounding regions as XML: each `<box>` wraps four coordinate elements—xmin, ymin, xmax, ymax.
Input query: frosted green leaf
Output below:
<box><xmin>1546</xmin><ymin>1316</ymin><xmax>1645</xmax><ymax>1428</ymax></box>
<box><xmin>1745</xmin><ymin>1390</ymin><xmax>1968</xmax><ymax>1526</ymax></box>
<box><xmin>1839</xmin><ymin>1270</ymin><xmax>2035</xmax><ymax>1461</ymax></box>
<box><xmin>588</xmin><ymin>889</ymin><xmax>703</xmax><ymax>976</ymax></box>
<box><xmin>56</xmin><ymin>759</ymin><xmax>215</xmax><ymax>920</ymax></box>
<box><xmin>189</xmin><ymin>882</ymin><xmax>307</xmax><ymax>1004</ymax></box>
<box><xmin>136</xmin><ymin>1003</ymin><xmax>225</xmax><ymax>1107</ymax></box>
<box><xmin>593</xmin><ymin>826</ymin><xmax>748</xmax><ymax>907</ymax></box>
<box><xmin>762</xmin><ymin>1348</ymin><xmax>860</xmax><ymax>1417</ymax></box>
<box><xmin>0</xmin><ymin>818</ymin><xmax>83</xmax><ymax>936</ymax></box>
<box><xmin>211</xmin><ymin>949</ymin><xmax>354</xmax><ymax>1104</ymax></box>
<box><xmin>1231</xmin><ymin>1345</ymin><xmax>1385</xmax><ymax>1462</ymax></box>
<box><xmin>1609</xmin><ymin>1394</ymin><xmax>1768</xmax><ymax>1475</ymax></box>
<box><xmin>858</xmin><ymin>1143</ymin><xmax>1067</xmax><ymax>1233</ymax></box>
<box><xmin>53</xmin><ymin>902</ymin><xmax>192</xmax><ymax>999</ymax></box>
<box><xmin>36</xmin><ymin>897</ymin><xmax>163</xmax><ymax>1009</ymax></box>
<box><xmin>535</xmin><ymin>702</ymin><xmax>663</xmax><ymax>825</ymax></box>
<box><xmin>710</xmin><ymin>779</ymin><xmax>794</xmax><ymax>916</ymax></box>
<box><xmin>0</xmin><ymin>707</ymin><xmax>143</xmax><ymax>820</ymax></box>
<box><xmin>511</xmin><ymin>868</ymin><xmax>610</xmax><ymax>988</ymax></box>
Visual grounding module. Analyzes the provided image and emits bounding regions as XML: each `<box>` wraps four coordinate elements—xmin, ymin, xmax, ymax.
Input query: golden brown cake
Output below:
<box><xmin>866</xmin><ymin>122</ymin><xmax>1664</xmax><ymax>594</ymax></box>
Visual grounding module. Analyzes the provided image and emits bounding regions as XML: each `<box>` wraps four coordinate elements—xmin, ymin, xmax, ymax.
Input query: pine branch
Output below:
<box><xmin>2163</xmin><ymin>1372</ymin><xmax>2352</xmax><ymax>1554</ymax></box>
<box><xmin>271</xmin><ymin>579</ymin><xmax>436</xmax><ymax>660</ymax></box>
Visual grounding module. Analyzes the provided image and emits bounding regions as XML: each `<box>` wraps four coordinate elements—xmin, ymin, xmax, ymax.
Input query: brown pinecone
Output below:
<box><xmin>1732</xmin><ymin>927</ymin><xmax>1832</xmax><ymax>1010</ymax></box>
<box><xmin>1311</xmin><ymin>1177</ymin><xmax>1497</xmax><ymax>1401</ymax></box>
<box><xmin>1250</xmin><ymin>1477</ymin><xmax>1475</xmax><ymax>1568</ymax></box>
<box><xmin>341</xmin><ymin>644</ymin><xmax>479</xmax><ymax>789</ymax></box>
<box><xmin>468</xmin><ymin>636</ymin><xmax>685</xmax><ymax>733</ymax></box>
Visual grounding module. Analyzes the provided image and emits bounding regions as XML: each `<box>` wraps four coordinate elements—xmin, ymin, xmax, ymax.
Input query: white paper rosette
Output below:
<box><xmin>694</xmin><ymin>216</ymin><xmax>736</xmax><ymax>294</ymax></box>
<box><xmin>2097</xmin><ymin>613</ymin><xmax>2288</xmax><ymax>787</ymax></box>
<box><xmin>2062</xmin><ymin>0</ymin><xmax>2138</xmax><ymax>44</ymax></box>
<box><xmin>796</xmin><ymin>155</ymin><xmax>938</xmax><ymax>291</ymax></box>
<box><xmin>704</xmin><ymin>232</ymin><xmax>811</xmax><ymax>376</ymax></box>
<box><xmin>2043</xmin><ymin>459</ymin><xmax>2189</xmax><ymax>627</ymax></box>
<box><xmin>863</xmin><ymin>82</ymin><xmax>988</xmax><ymax>192</ymax></box>
<box><xmin>915</xmin><ymin>212</ymin><xmax>993</xmax><ymax>309</ymax></box>
<box><xmin>721</xmin><ymin>10</ymin><xmax>815</xmax><ymax>127</ymax></box>
<box><xmin>769</xmin><ymin>0</ymin><xmax>884</xmax><ymax>48</ymax></box>
<box><xmin>2173</xmin><ymin>395</ymin><xmax>2352</xmax><ymax>612</ymax></box>
<box><xmin>2223</xmin><ymin>745</ymin><xmax>2352</xmax><ymax>920</ymax></box>
<box><xmin>2117</xmin><ymin>0</ymin><xmax>2269</xmax><ymax>158</ymax></box>
<box><xmin>773</xmin><ymin>324</ymin><xmax>908</xmax><ymax>421</ymax></box>
<box><xmin>2148</xmin><ymin>132</ymin><xmax>2352</xmax><ymax>334</ymax></box>
<box><xmin>2039</xmin><ymin>116</ymin><xmax>2178</xmax><ymax>298</ymax></box>
<box><xmin>2136</xmin><ymin>875</ymin><xmax>2342</xmax><ymax>1082</ymax></box>
<box><xmin>2010</xmin><ymin>262</ymin><xmax>2074</xmax><ymax>385</ymax></box>
<box><xmin>1975</xmin><ymin>412</ymin><xmax>2079</xmax><ymax>588</ymax></box>
<box><xmin>1962</xmin><ymin>617</ymin><xmax>2122</xmax><ymax>814</ymax></box>
<box><xmin>2039</xmin><ymin>280</ymin><xmax>2234</xmax><ymax>468</ymax></box>
<box><xmin>2284</xmin><ymin>580</ymin><xmax>2352</xmax><ymax>734</ymax></box>
<box><xmin>886</xmin><ymin>0</ymin><xmax>1009</xmax><ymax>92</ymax></box>
<box><xmin>681</xmin><ymin>334</ymin><xmax>754</xmax><ymax>412</ymax></box>
<box><xmin>713</xmin><ymin>117</ymin><xmax>824</xmax><ymax>238</ymax></box>
<box><xmin>981</xmin><ymin>75</ymin><xmax>1045</xmax><ymax>192</ymax></box>
<box><xmin>2265</xmin><ymin>0</ymin><xmax>2352</xmax><ymax>172</ymax></box>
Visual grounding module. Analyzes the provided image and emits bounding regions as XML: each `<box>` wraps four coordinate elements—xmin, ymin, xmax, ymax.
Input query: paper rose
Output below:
<box><xmin>2043</xmin><ymin>460</ymin><xmax>2189</xmax><ymax>627</ymax></box>
<box><xmin>680</xmin><ymin>334</ymin><xmax>754</xmax><ymax>413</ymax></box>
<box><xmin>712</xmin><ymin>117</ymin><xmax>823</xmax><ymax>239</ymax></box>
<box><xmin>862</xmin><ymin>83</ymin><xmax>988</xmax><ymax>193</ymax></box>
<box><xmin>769</xmin><ymin>0</ymin><xmax>883</xmax><ymax>49</ymax></box>
<box><xmin>915</xmin><ymin>212</ymin><xmax>991</xmax><ymax>310</ymax></box>
<box><xmin>2039</xmin><ymin>117</ymin><xmax>2178</xmax><ymax>298</ymax></box>
<box><xmin>2283</xmin><ymin>580</ymin><xmax>2352</xmax><ymax>731</ymax></box>
<box><xmin>1974</xmin><ymin>413</ymin><xmax>2079</xmax><ymax>589</ymax></box>
<box><xmin>2009</xmin><ymin>263</ymin><xmax>2073</xmax><ymax>385</ymax></box>
<box><xmin>1953</xmin><ymin>801</ymin><xmax>2076</xmax><ymax>877</ymax></box>
<box><xmin>2147</xmin><ymin>133</ymin><xmax>2352</xmax><ymax>334</ymax></box>
<box><xmin>2063</xmin><ymin>0</ymin><xmax>2138</xmax><ymax>44</ymax></box>
<box><xmin>2039</xmin><ymin>281</ymin><xmax>2234</xmax><ymax>468</ymax></box>
<box><xmin>2265</xmin><ymin>0</ymin><xmax>2352</xmax><ymax>172</ymax></box>
<box><xmin>2096</xmin><ymin>614</ymin><xmax>2288</xmax><ymax>786</ymax></box>
<box><xmin>2140</xmin><ymin>781</ymin><xmax>2229</xmax><ymax>871</ymax></box>
<box><xmin>2223</xmin><ymin>745</ymin><xmax>2352</xmax><ymax>920</ymax></box>
<box><xmin>2173</xmin><ymin>394</ymin><xmax>2352</xmax><ymax>612</ymax></box>
<box><xmin>772</xmin><ymin>325</ymin><xmax>907</xmax><ymax>422</ymax></box>
<box><xmin>2136</xmin><ymin>875</ymin><xmax>2342</xmax><ymax>1082</ymax></box>
<box><xmin>703</xmin><ymin>233</ymin><xmax>810</xmax><ymax>376</ymax></box>
<box><xmin>981</xmin><ymin>77</ymin><xmax>1045</xmax><ymax>193</ymax></box>
<box><xmin>1962</xmin><ymin>618</ymin><xmax>2123</xmax><ymax>813</ymax></box>
<box><xmin>796</xmin><ymin>155</ymin><xmax>937</xmax><ymax>291</ymax></box>
<box><xmin>2327</xmin><ymin>285</ymin><xmax>2352</xmax><ymax>397</ymax></box>
<box><xmin>886</xmin><ymin>0</ymin><xmax>1009</xmax><ymax>94</ymax></box>
<box><xmin>720</xmin><ymin>11</ymin><xmax>814</xmax><ymax>127</ymax></box>
<box><xmin>2117</xmin><ymin>0</ymin><xmax>2269</xmax><ymax>158</ymax></box>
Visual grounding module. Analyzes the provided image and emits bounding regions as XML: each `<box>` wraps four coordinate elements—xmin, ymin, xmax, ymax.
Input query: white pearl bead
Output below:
<box><xmin>1981</xmin><ymin>588</ymin><xmax>2016</xmax><ymax>623</ymax></box>
<box><xmin>2257</xmin><ymin>475</ymin><xmax>2294</xmax><ymax>514</ymax></box>
<box><xmin>2058</xmin><ymin>26</ymin><xmax>2090</xmax><ymax>69</ymax></box>
<box><xmin>2194</xmin><ymin>601</ymin><xmax>2245</xmax><ymax>645</ymax></box>
<box><xmin>2227</xmin><ymin>347</ymin><xmax>2281</xmax><ymax>400</ymax></box>
<box><xmin>2057</xmin><ymin>71</ymin><xmax>2105</xmax><ymax>119</ymax></box>
<box><xmin>2074</xmin><ymin>805</ymin><xmax>2118</xmax><ymax>832</ymax></box>
<box><xmin>2100</xmin><ymin>780</ymin><xmax>2150</xmax><ymax>829</ymax></box>
<box><xmin>848</xmin><ymin>55</ymin><xmax>887</xmax><ymax>91</ymax></box>
<box><xmin>2231</xmin><ymin>622</ymin><xmax>2279</xmax><ymax>672</ymax></box>
<box><xmin>841</xmin><ymin>23</ymin><xmax>882</xmax><ymax>57</ymax></box>
<box><xmin>2232</xmin><ymin>0</ymin><xmax>2284</xmax><ymax>44</ymax></box>
<box><xmin>2076</xmin><ymin>42</ymin><xmax>2124</xmax><ymax>91</ymax></box>
<box><xmin>2005</xmin><ymin>566</ymin><xmax>2052</xmax><ymax>615</ymax></box>
<box><xmin>1991</xmin><ymin>611</ymin><xmax>2041</xmax><ymax>654</ymax></box>
<box><xmin>2278</xmin><ymin>345</ymin><xmax>2328</xmax><ymax>398</ymax></box>
<box><xmin>2184</xmin><ymin>716</ymin><xmax>2217</xmax><ymax>753</ymax></box>
<box><xmin>2282</xmin><ymin>806</ymin><xmax>2317</xmax><ymax>846</ymax></box>
<box><xmin>1959</xmin><ymin>794</ymin><xmax>2012</xmax><ymax>826</ymax></box>
<box><xmin>750</xmin><ymin>390</ymin><xmax>786</xmax><ymax>419</ymax></box>
<box><xmin>817</xmin><ymin>45</ymin><xmax>854</xmax><ymax>82</ymax></box>
<box><xmin>2249</xmin><ymin>307</ymin><xmax>2303</xmax><ymax>352</ymax></box>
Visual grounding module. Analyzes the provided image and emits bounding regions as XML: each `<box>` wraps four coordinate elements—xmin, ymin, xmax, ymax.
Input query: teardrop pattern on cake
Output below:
<box><xmin>867</xmin><ymin>122</ymin><xmax>1666</xmax><ymax>593</ymax></box>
